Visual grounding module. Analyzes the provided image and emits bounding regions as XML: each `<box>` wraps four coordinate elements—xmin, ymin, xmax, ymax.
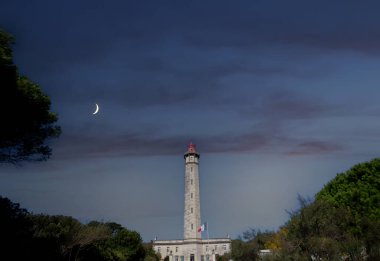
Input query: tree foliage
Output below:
<box><xmin>0</xmin><ymin>196</ymin><xmax>34</xmax><ymax>260</ymax></box>
<box><xmin>29</xmin><ymin>214</ymin><xmax>82</xmax><ymax>261</ymax></box>
<box><xmin>221</xmin><ymin>158</ymin><xmax>380</xmax><ymax>261</ymax></box>
<box><xmin>95</xmin><ymin>227</ymin><xmax>146</xmax><ymax>261</ymax></box>
<box><xmin>0</xmin><ymin>28</ymin><xmax>60</xmax><ymax>163</ymax></box>
<box><xmin>279</xmin><ymin>198</ymin><xmax>358</xmax><ymax>260</ymax></box>
<box><xmin>316</xmin><ymin>158</ymin><xmax>380</xmax><ymax>221</ymax></box>
<box><xmin>143</xmin><ymin>242</ymin><xmax>160</xmax><ymax>261</ymax></box>
<box><xmin>0</xmin><ymin>196</ymin><xmax>154</xmax><ymax>261</ymax></box>
<box><xmin>219</xmin><ymin>229</ymin><xmax>277</xmax><ymax>261</ymax></box>
<box><xmin>268</xmin><ymin>159</ymin><xmax>380</xmax><ymax>260</ymax></box>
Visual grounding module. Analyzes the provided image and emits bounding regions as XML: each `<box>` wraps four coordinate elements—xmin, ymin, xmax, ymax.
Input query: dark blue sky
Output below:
<box><xmin>1</xmin><ymin>0</ymin><xmax>380</xmax><ymax>241</ymax></box>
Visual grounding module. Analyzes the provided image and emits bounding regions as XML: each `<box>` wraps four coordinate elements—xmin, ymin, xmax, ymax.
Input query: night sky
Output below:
<box><xmin>1</xmin><ymin>0</ymin><xmax>380</xmax><ymax>242</ymax></box>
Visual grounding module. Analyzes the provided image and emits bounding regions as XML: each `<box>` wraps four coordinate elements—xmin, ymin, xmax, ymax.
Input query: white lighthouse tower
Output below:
<box><xmin>153</xmin><ymin>143</ymin><xmax>231</xmax><ymax>261</ymax></box>
<box><xmin>184</xmin><ymin>142</ymin><xmax>201</xmax><ymax>240</ymax></box>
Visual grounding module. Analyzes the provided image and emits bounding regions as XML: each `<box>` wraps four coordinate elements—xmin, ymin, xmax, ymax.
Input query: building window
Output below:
<box><xmin>157</xmin><ymin>247</ymin><xmax>160</xmax><ymax>253</ymax></box>
<box><xmin>191</xmin><ymin>179</ymin><xmax>193</xmax><ymax>185</ymax></box>
<box><xmin>201</xmin><ymin>255</ymin><xmax>204</xmax><ymax>261</ymax></box>
<box><xmin>223</xmin><ymin>245</ymin><xmax>227</xmax><ymax>250</ymax></box>
<box><xmin>175</xmin><ymin>256</ymin><xmax>179</xmax><ymax>261</ymax></box>
<box><xmin>206</xmin><ymin>245</ymin><xmax>208</xmax><ymax>251</ymax></box>
<box><xmin>191</xmin><ymin>208</ymin><xmax>193</xmax><ymax>213</ymax></box>
<box><xmin>191</xmin><ymin>193</ymin><xmax>193</xmax><ymax>198</ymax></box>
<box><xmin>191</xmin><ymin>166</ymin><xmax>193</xmax><ymax>171</ymax></box>
<box><xmin>191</xmin><ymin>224</ymin><xmax>193</xmax><ymax>230</ymax></box>
<box><xmin>176</xmin><ymin>247</ymin><xmax>178</xmax><ymax>252</ymax></box>
<box><xmin>215</xmin><ymin>245</ymin><xmax>217</xmax><ymax>250</ymax></box>
<box><xmin>180</xmin><ymin>256</ymin><xmax>184</xmax><ymax>261</ymax></box>
<box><xmin>167</xmin><ymin>247</ymin><xmax>170</xmax><ymax>252</ymax></box>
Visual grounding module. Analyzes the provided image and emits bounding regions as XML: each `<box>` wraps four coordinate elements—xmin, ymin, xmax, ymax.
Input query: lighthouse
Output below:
<box><xmin>153</xmin><ymin>143</ymin><xmax>231</xmax><ymax>261</ymax></box>
<box><xmin>184</xmin><ymin>142</ymin><xmax>201</xmax><ymax>240</ymax></box>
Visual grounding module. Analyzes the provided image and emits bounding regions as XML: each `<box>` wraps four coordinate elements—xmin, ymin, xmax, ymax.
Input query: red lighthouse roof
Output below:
<box><xmin>184</xmin><ymin>142</ymin><xmax>200</xmax><ymax>159</ymax></box>
<box><xmin>187</xmin><ymin>142</ymin><xmax>196</xmax><ymax>153</ymax></box>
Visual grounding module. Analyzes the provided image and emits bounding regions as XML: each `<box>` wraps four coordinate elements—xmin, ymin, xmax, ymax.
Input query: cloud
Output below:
<box><xmin>163</xmin><ymin>1</ymin><xmax>380</xmax><ymax>55</ymax></box>
<box><xmin>7</xmin><ymin>0</ymin><xmax>373</xmax><ymax>115</ymax></box>
<box><xmin>52</xmin><ymin>124</ymin><xmax>345</xmax><ymax>161</ymax></box>
<box><xmin>240</xmin><ymin>90</ymin><xmax>332</xmax><ymax>122</ymax></box>
<box><xmin>48</xmin><ymin>87</ymin><xmax>348</xmax><ymax>162</ymax></box>
<box><xmin>4</xmin><ymin>0</ymin><xmax>380</xmax><ymax>83</ymax></box>
<box><xmin>287</xmin><ymin>141</ymin><xmax>345</xmax><ymax>155</ymax></box>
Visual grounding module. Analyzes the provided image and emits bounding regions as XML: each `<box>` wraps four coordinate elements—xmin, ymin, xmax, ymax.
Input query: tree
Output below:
<box><xmin>317</xmin><ymin>158</ymin><xmax>380</xmax><ymax>260</ymax></box>
<box><xmin>282</xmin><ymin>198</ymin><xmax>355</xmax><ymax>260</ymax></box>
<box><xmin>143</xmin><ymin>242</ymin><xmax>160</xmax><ymax>261</ymax></box>
<box><xmin>0</xmin><ymin>196</ymin><xmax>34</xmax><ymax>260</ymax></box>
<box><xmin>68</xmin><ymin>224</ymin><xmax>111</xmax><ymax>261</ymax></box>
<box><xmin>79</xmin><ymin>221</ymin><xmax>147</xmax><ymax>261</ymax></box>
<box><xmin>100</xmin><ymin>228</ymin><xmax>146</xmax><ymax>261</ymax></box>
<box><xmin>316</xmin><ymin>158</ymin><xmax>380</xmax><ymax>222</ymax></box>
<box><xmin>276</xmin><ymin>157</ymin><xmax>380</xmax><ymax>261</ymax></box>
<box><xmin>0</xmin><ymin>196</ymin><xmax>153</xmax><ymax>261</ymax></box>
<box><xmin>219</xmin><ymin>229</ymin><xmax>263</xmax><ymax>261</ymax></box>
<box><xmin>220</xmin><ymin>159</ymin><xmax>380</xmax><ymax>261</ymax></box>
<box><xmin>0</xmin><ymin>28</ymin><xmax>60</xmax><ymax>163</ymax></box>
<box><xmin>29</xmin><ymin>214</ymin><xmax>83</xmax><ymax>261</ymax></box>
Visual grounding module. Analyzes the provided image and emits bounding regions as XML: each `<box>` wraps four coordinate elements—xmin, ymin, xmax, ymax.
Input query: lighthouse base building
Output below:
<box><xmin>153</xmin><ymin>143</ymin><xmax>231</xmax><ymax>261</ymax></box>
<box><xmin>153</xmin><ymin>238</ymin><xmax>231</xmax><ymax>261</ymax></box>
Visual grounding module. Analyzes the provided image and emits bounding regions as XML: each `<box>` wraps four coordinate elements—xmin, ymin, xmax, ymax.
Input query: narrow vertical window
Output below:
<box><xmin>191</xmin><ymin>166</ymin><xmax>193</xmax><ymax>171</ymax></box>
<box><xmin>191</xmin><ymin>224</ymin><xmax>193</xmax><ymax>230</ymax></box>
<box><xmin>191</xmin><ymin>179</ymin><xmax>193</xmax><ymax>185</ymax></box>
<box><xmin>191</xmin><ymin>193</ymin><xmax>193</xmax><ymax>199</ymax></box>
<box><xmin>191</xmin><ymin>208</ymin><xmax>193</xmax><ymax>213</ymax></box>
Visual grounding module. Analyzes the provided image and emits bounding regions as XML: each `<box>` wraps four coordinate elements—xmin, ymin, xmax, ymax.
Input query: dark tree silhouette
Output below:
<box><xmin>0</xmin><ymin>28</ymin><xmax>60</xmax><ymax>163</ymax></box>
<box><xmin>0</xmin><ymin>196</ymin><xmax>33</xmax><ymax>260</ymax></box>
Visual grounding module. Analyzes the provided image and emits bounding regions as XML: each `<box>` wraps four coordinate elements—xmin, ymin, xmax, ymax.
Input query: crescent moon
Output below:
<box><xmin>93</xmin><ymin>103</ymin><xmax>99</xmax><ymax>115</ymax></box>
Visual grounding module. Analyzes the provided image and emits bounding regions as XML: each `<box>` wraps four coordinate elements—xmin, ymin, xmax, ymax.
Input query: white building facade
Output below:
<box><xmin>153</xmin><ymin>143</ymin><xmax>231</xmax><ymax>261</ymax></box>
